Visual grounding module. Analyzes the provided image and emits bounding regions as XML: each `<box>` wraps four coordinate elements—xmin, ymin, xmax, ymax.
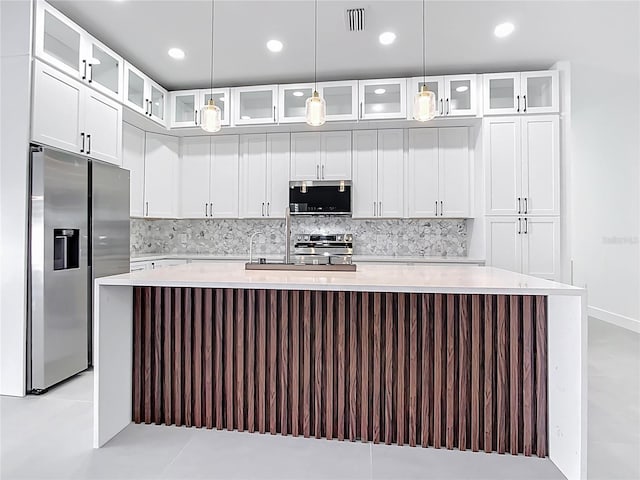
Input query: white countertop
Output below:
<box><xmin>130</xmin><ymin>253</ymin><xmax>486</xmax><ymax>264</ymax></box>
<box><xmin>99</xmin><ymin>262</ymin><xmax>582</xmax><ymax>296</ymax></box>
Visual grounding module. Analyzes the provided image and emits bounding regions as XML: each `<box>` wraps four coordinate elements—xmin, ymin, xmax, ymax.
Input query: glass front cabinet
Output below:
<box><xmin>170</xmin><ymin>89</ymin><xmax>230</xmax><ymax>128</ymax></box>
<box><xmin>359</xmin><ymin>78</ymin><xmax>407</xmax><ymax>120</ymax></box>
<box><xmin>406</xmin><ymin>74</ymin><xmax>478</xmax><ymax>119</ymax></box>
<box><xmin>124</xmin><ymin>62</ymin><xmax>167</xmax><ymax>125</ymax></box>
<box><xmin>483</xmin><ymin>71</ymin><xmax>559</xmax><ymax>115</ymax></box>
<box><xmin>278</xmin><ymin>81</ymin><xmax>358</xmax><ymax>123</ymax></box>
<box><xmin>35</xmin><ymin>1</ymin><xmax>123</xmax><ymax>102</ymax></box>
<box><xmin>232</xmin><ymin>85</ymin><xmax>278</xmax><ymax>125</ymax></box>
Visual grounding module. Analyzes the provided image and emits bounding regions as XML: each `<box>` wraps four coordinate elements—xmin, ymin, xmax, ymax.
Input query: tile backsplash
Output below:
<box><xmin>131</xmin><ymin>217</ymin><xmax>467</xmax><ymax>258</ymax></box>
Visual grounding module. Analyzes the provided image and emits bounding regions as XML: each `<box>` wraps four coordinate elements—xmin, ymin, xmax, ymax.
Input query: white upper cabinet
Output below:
<box><xmin>209</xmin><ymin>136</ymin><xmax>239</xmax><ymax>218</ymax></box>
<box><xmin>144</xmin><ymin>133</ymin><xmax>179</xmax><ymax>218</ymax></box>
<box><xmin>170</xmin><ymin>89</ymin><xmax>230</xmax><ymax>128</ymax></box>
<box><xmin>319</xmin><ymin>81</ymin><xmax>359</xmax><ymax>122</ymax></box>
<box><xmin>179</xmin><ymin>136</ymin><xmax>211</xmax><ymax>218</ymax></box>
<box><xmin>32</xmin><ymin>60</ymin><xmax>122</xmax><ymax>165</ymax></box>
<box><xmin>484</xmin><ymin>115</ymin><xmax>559</xmax><ymax>216</ymax></box>
<box><xmin>406</xmin><ymin>75</ymin><xmax>477</xmax><ymax>118</ymax></box>
<box><xmin>359</xmin><ymin>78</ymin><xmax>407</xmax><ymax>120</ymax></box>
<box><xmin>35</xmin><ymin>1</ymin><xmax>123</xmax><ymax>102</ymax></box>
<box><xmin>407</xmin><ymin>127</ymin><xmax>471</xmax><ymax>218</ymax></box>
<box><xmin>122</xmin><ymin>123</ymin><xmax>146</xmax><ymax>217</ymax></box>
<box><xmin>278</xmin><ymin>83</ymin><xmax>314</xmax><ymax>123</ymax></box>
<box><xmin>290</xmin><ymin>132</ymin><xmax>351</xmax><ymax>181</ymax></box>
<box><xmin>352</xmin><ymin>129</ymin><xmax>404</xmax><ymax>218</ymax></box>
<box><xmin>124</xmin><ymin>61</ymin><xmax>167</xmax><ymax>125</ymax></box>
<box><xmin>240</xmin><ymin>133</ymin><xmax>290</xmax><ymax>218</ymax></box>
<box><xmin>483</xmin><ymin>71</ymin><xmax>558</xmax><ymax>115</ymax></box>
<box><xmin>233</xmin><ymin>85</ymin><xmax>278</xmax><ymax>125</ymax></box>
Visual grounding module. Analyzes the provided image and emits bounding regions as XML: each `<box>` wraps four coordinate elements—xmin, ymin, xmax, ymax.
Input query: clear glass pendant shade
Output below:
<box><xmin>305</xmin><ymin>90</ymin><xmax>326</xmax><ymax>126</ymax></box>
<box><xmin>413</xmin><ymin>85</ymin><xmax>436</xmax><ymax>122</ymax></box>
<box><xmin>200</xmin><ymin>98</ymin><xmax>222</xmax><ymax>132</ymax></box>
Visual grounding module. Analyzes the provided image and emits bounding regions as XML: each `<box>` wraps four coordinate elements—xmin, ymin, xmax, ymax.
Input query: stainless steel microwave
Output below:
<box><xmin>289</xmin><ymin>180</ymin><xmax>352</xmax><ymax>215</ymax></box>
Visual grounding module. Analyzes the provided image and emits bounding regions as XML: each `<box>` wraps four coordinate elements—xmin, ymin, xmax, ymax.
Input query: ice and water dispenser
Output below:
<box><xmin>53</xmin><ymin>229</ymin><xmax>80</xmax><ymax>270</ymax></box>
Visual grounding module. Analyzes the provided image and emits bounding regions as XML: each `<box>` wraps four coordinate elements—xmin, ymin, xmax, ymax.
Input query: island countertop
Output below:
<box><xmin>97</xmin><ymin>262</ymin><xmax>583</xmax><ymax>296</ymax></box>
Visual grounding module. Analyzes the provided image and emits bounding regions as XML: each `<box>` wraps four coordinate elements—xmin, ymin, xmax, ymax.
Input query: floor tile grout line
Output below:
<box><xmin>157</xmin><ymin>429</ymin><xmax>198</xmax><ymax>478</ymax></box>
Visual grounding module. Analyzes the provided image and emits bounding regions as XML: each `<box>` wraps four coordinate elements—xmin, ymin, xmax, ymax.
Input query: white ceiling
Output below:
<box><xmin>49</xmin><ymin>0</ymin><xmax>638</xmax><ymax>91</ymax></box>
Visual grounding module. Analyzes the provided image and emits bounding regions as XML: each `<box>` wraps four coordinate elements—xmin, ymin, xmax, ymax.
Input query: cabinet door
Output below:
<box><xmin>485</xmin><ymin>117</ymin><xmax>522</xmax><ymax>215</ymax></box>
<box><xmin>359</xmin><ymin>78</ymin><xmax>407</xmax><ymax>120</ymax></box>
<box><xmin>444</xmin><ymin>75</ymin><xmax>477</xmax><ymax>116</ymax></box>
<box><xmin>319</xmin><ymin>81</ymin><xmax>358</xmax><ymax>121</ymax></box>
<box><xmin>377</xmin><ymin>129</ymin><xmax>404</xmax><ymax>218</ymax></box>
<box><xmin>35</xmin><ymin>2</ymin><xmax>83</xmax><ymax>79</ymax></box>
<box><xmin>179</xmin><ymin>136</ymin><xmax>210</xmax><ymax>218</ymax></box>
<box><xmin>85</xmin><ymin>37</ymin><xmax>123</xmax><ymax>101</ymax></box>
<box><xmin>83</xmin><ymin>88</ymin><xmax>122</xmax><ymax>165</ymax></box>
<box><xmin>239</xmin><ymin>134</ymin><xmax>268</xmax><ymax>218</ymax></box>
<box><xmin>321</xmin><ymin>131</ymin><xmax>352</xmax><ymax>180</ymax></box>
<box><xmin>124</xmin><ymin>62</ymin><xmax>146</xmax><ymax>116</ymax></box>
<box><xmin>266</xmin><ymin>133</ymin><xmax>291</xmax><ymax>218</ymax></box>
<box><xmin>522</xmin><ymin>217</ymin><xmax>560</xmax><ymax>280</ymax></box>
<box><xmin>278</xmin><ymin>83</ymin><xmax>314</xmax><ymax>123</ymax></box>
<box><xmin>352</xmin><ymin>130</ymin><xmax>378</xmax><ymax>218</ymax></box>
<box><xmin>406</xmin><ymin>76</ymin><xmax>445</xmax><ymax>119</ymax></box>
<box><xmin>483</xmin><ymin>73</ymin><xmax>521</xmax><ymax>115</ymax></box>
<box><xmin>149</xmin><ymin>81</ymin><xmax>167</xmax><ymax>125</ymax></box>
<box><xmin>144</xmin><ymin>133</ymin><xmax>179</xmax><ymax>218</ymax></box>
<box><xmin>407</xmin><ymin>128</ymin><xmax>438</xmax><ymax>217</ymax></box>
<box><xmin>171</xmin><ymin>90</ymin><xmax>199</xmax><ymax>128</ymax></box>
<box><xmin>438</xmin><ymin>127</ymin><xmax>470</xmax><ymax>217</ymax></box>
<box><xmin>521</xmin><ymin>116</ymin><xmax>559</xmax><ymax>215</ymax></box>
<box><xmin>290</xmin><ymin>133</ymin><xmax>321</xmax><ymax>180</ymax></box>
<box><xmin>233</xmin><ymin>85</ymin><xmax>278</xmax><ymax>125</ymax></box>
<box><xmin>486</xmin><ymin>217</ymin><xmax>522</xmax><ymax>273</ymax></box>
<box><xmin>203</xmin><ymin>89</ymin><xmax>231</xmax><ymax>126</ymax></box>
<box><xmin>32</xmin><ymin>61</ymin><xmax>83</xmax><ymax>154</ymax></box>
<box><xmin>210</xmin><ymin>135</ymin><xmax>239</xmax><ymax>218</ymax></box>
<box><xmin>122</xmin><ymin>123</ymin><xmax>145</xmax><ymax>217</ymax></box>
<box><xmin>521</xmin><ymin>71</ymin><xmax>559</xmax><ymax>114</ymax></box>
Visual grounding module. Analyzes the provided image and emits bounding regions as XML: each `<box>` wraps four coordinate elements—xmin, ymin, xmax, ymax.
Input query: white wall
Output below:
<box><xmin>567</xmin><ymin>3</ymin><xmax>640</xmax><ymax>328</ymax></box>
<box><xmin>0</xmin><ymin>0</ymin><xmax>33</xmax><ymax>396</ymax></box>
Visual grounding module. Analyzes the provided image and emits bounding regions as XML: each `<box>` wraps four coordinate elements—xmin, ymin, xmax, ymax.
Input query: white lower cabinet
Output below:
<box><xmin>144</xmin><ymin>132</ymin><xmax>179</xmax><ymax>218</ymax></box>
<box><xmin>240</xmin><ymin>133</ymin><xmax>290</xmax><ymax>218</ymax></box>
<box><xmin>352</xmin><ymin>129</ymin><xmax>404</xmax><ymax>218</ymax></box>
<box><xmin>486</xmin><ymin>216</ymin><xmax>560</xmax><ymax>280</ymax></box>
<box><xmin>407</xmin><ymin>127</ymin><xmax>471</xmax><ymax>218</ymax></box>
<box><xmin>122</xmin><ymin>123</ymin><xmax>146</xmax><ymax>217</ymax></box>
<box><xmin>32</xmin><ymin>60</ymin><xmax>122</xmax><ymax>165</ymax></box>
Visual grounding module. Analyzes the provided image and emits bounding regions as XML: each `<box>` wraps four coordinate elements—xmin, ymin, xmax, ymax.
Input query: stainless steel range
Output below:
<box><xmin>294</xmin><ymin>233</ymin><xmax>354</xmax><ymax>265</ymax></box>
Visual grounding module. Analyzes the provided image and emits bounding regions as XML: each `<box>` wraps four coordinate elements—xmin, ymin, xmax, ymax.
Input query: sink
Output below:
<box><xmin>244</xmin><ymin>262</ymin><xmax>357</xmax><ymax>272</ymax></box>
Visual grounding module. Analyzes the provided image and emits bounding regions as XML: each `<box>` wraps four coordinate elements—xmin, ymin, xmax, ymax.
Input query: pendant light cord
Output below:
<box><xmin>210</xmin><ymin>0</ymin><xmax>214</xmax><ymax>97</ymax></box>
<box><xmin>314</xmin><ymin>0</ymin><xmax>318</xmax><ymax>92</ymax></box>
<box><xmin>422</xmin><ymin>0</ymin><xmax>426</xmax><ymax>84</ymax></box>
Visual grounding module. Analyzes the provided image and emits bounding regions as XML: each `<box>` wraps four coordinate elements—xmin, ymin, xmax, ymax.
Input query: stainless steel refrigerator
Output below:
<box><xmin>28</xmin><ymin>145</ymin><xmax>129</xmax><ymax>393</ymax></box>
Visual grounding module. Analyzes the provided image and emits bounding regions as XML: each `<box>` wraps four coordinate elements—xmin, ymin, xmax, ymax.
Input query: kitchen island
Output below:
<box><xmin>93</xmin><ymin>263</ymin><xmax>586</xmax><ymax>479</ymax></box>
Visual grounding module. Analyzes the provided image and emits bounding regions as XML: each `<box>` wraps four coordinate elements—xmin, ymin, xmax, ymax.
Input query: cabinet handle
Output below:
<box><xmin>144</xmin><ymin>100</ymin><xmax>148</xmax><ymax>115</ymax></box>
<box><xmin>516</xmin><ymin>95</ymin><xmax>520</xmax><ymax>113</ymax></box>
<box><xmin>149</xmin><ymin>100</ymin><xmax>153</xmax><ymax>117</ymax></box>
<box><xmin>439</xmin><ymin>99</ymin><xmax>443</xmax><ymax>115</ymax></box>
<box><xmin>88</xmin><ymin>63</ymin><xmax>93</xmax><ymax>83</ymax></box>
<box><xmin>379</xmin><ymin>201</ymin><xmax>382</xmax><ymax>216</ymax></box>
<box><xmin>316</xmin><ymin>165</ymin><xmax>319</xmax><ymax>179</ymax></box>
<box><xmin>273</xmin><ymin>106</ymin><xmax>276</xmax><ymax>122</ymax></box>
<box><xmin>446</xmin><ymin>99</ymin><xmax>450</xmax><ymax>115</ymax></box>
<box><xmin>440</xmin><ymin>200</ymin><xmax>443</xmax><ymax>216</ymax></box>
<box><xmin>524</xmin><ymin>197</ymin><xmax>528</xmax><ymax>214</ymax></box>
<box><xmin>205</xmin><ymin>203</ymin><xmax>208</xmax><ymax>217</ymax></box>
<box><xmin>267</xmin><ymin>202</ymin><xmax>270</xmax><ymax>216</ymax></box>
<box><xmin>82</xmin><ymin>60</ymin><xmax>87</xmax><ymax>80</ymax></box>
<box><xmin>145</xmin><ymin>202</ymin><xmax>149</xmax><ymax>217</ymax></box>
<box><xmin>194</xmin><ymin>110</ymin><xmax>198</xmax><ymax>125</ymax></box>
<box><xmin>517</xmin><ymin>197</ymin><xmax>521</xmax><ymax>214</ymax></box>
<box><xmin>518</xmin><ymin>218</ymin><xmax>522</xmax><ymax>234</ymax></box>
<box><xmin>321</xmin><ymin>165</ymin><xmax>325</xmax><ymax>179</ymax></box>
<box><xmin>86</xmin><ymin>134</ymin><xmax>91</xmax><ymax>154</ymax></box>
<box><xmin>523</xmin><ymin>95</ymin><xmax>527</xmax><ymax>112</ymax></box>
<box><xmin>209</xmin><ymin>203</ymin><xmax>213</xmax><ymax>217</ymax></box>
<box><xmin>524</xmin><ymin>217</ymin><xmax>528</xmax><ymax>234</ymax></box>
<box><xmin>373</xmin><ymin>201</ymin><xmax>377</xmax><ymax>217</ymax></box>
<box><xmin>360</xmin><ymin>102</ymin><xmax>363</xmax><ymax>119</ymax></box>
<box><xmin>435</xmin><ymin>200</ymin><xmax>438</xmax><ymax>216</ymax></box>
<box><xmin>80</xmin><ymin>132</ymin><xmax>85</xmax><ymax>153</ymax></box>
<box><xmin>261</xmin><ymin>202</ymin><xmax>265</xmax><ymax>216</ymax></box>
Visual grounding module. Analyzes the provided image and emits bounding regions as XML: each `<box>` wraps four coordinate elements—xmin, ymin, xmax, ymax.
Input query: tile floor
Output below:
<box><xmin>1</xmin><ymin>318</ymin><xmax>638</xmax><ymax>480</ymax></box>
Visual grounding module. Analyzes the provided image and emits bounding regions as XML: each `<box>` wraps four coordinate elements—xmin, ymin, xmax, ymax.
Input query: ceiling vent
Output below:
<box><xmin>345</xmin><ymin>8</ymin><xmax>365</xmax><ymax>32</ymax></box>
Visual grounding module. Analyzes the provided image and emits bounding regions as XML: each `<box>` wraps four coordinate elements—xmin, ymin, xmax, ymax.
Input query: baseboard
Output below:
<box><xmin>588</xmin><ymin>306</ymin><xmax>640</xmax><ymax>333</ymax></box>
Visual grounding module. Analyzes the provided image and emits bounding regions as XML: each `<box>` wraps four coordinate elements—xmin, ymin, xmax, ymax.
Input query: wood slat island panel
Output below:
<box><xmin>132</xmin><ymin>288</ymin><xmax>548</xmax><ymax>456</ymax></box>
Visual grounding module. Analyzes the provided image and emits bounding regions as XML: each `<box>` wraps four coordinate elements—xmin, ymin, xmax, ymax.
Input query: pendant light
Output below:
<box><xmin>201</xmin><ymin>0</ymin><xmax>222</xmax><ymax>132</ymax></box>
<box><xmin>305</xmin><ymin>0</ymin><xmax>326</xmax><ymax>126</ymax></box>
<box><xmin>413</xmin><ymin>0</ymin><xmax>436</xmax><ymax>122</ymax></box>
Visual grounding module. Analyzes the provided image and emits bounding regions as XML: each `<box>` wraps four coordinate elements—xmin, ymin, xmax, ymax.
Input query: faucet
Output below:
<box><xmin>249</xmin><ymin>231</ymin><xmax>264</xmax><ymax>264</ymax></box>
<box><xmin>285</xmin><ymin>206</ymin><xmax>291</xmax><ymax>264</ymax></box>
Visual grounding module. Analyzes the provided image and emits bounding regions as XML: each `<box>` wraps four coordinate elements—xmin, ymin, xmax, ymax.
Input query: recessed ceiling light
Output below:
<box><xmin>378</xmin><ymin>32</ymin><xmax>396</xmax><ymax>45</ymax></box>
<box><xmin>494</xmin><ymin>22</ymin><xmax>515</xmax><ymax>38</ymax></box>
<box><xmin>374</xmin><ymin>88</ymin><xmax>386</xmax><ymax>95</ymax></box>
<box><xmin>292</xmin><ymin>91</ymin><xmax>304</xmax><ymax>97</ymax></box>
<box><xmin>455</xmin><ymin>86</ymin><xmax>469</xmax><ymax>93</ymax></box>
<box><xmin>167</xmin><ymin>48</ymin><xmax>185</xmax><ymax>59</ymax></box>
<box><xmin>241</xmin><ymin>115</ymin><xmax>251</xmax><ymax>120</ymax></box>
<box><xmin>266</xmin><ymin>39</ymin><xmax>284</xmax><ymax>52</ymax></box>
